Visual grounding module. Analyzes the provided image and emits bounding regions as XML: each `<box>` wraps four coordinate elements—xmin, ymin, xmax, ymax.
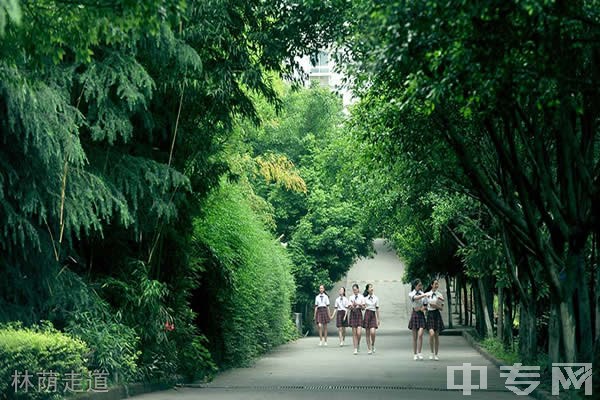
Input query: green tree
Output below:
<box><xmin>0</xmin><ymin>0</ymin><xmax>352</xmax><ymax>381</ymax></box>
<box><xmin>340</xmin><ymin>0</ymin><xmax>600</xmax><ymax>364</ymax></box>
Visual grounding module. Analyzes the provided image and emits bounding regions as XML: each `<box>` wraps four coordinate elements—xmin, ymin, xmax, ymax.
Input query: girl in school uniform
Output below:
<box><xmin>362</xmin><ymin>283</ymin><xmax>380</xmax><ymax>355</ymax></box>
<box><xmin>408</xmin><ymin>278</ymin><xmax>428</xmax><ymax>360</ymax></box>
<box><xmin>425</xmin><ymin>279</ymin><xmax>445</xmax><ymax>360</ymax></box>
<box><xmin>314</xmin><ymin>284</ymin><xmax>331</xmax><ymax>346</ymax></box>
<box><xmin>330</xmin><ymin>287</ymin><xmax>349</xmax><ymax>346</ymax></box>
<box><xmin>347</xmin><ymin>283</ymin><xmax>365</xmax><ymax>355</ymax></box>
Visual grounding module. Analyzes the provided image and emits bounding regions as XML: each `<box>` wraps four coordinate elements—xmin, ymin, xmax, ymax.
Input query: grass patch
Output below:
<box><xmin>479</xmin><ymin>337</ymin><xmax>520</xmax><ymax>364</ymax></box>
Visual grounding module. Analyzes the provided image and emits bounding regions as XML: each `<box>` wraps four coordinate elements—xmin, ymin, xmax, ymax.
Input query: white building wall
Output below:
<box><xmin>296</xmin><ymin>50</ymin><xmax>354</xmax><ymax>108</ymax></box>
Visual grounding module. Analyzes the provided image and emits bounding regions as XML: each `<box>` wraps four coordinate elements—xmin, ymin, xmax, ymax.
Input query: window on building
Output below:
<box><xmin>310</xmin><ymin>51</ymin><xmax>330</xmax><ymax>74</ymax></box>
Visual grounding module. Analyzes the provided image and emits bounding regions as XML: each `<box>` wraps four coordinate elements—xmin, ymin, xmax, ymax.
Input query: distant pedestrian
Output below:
<box><xmin>408</xmin><ymin>279</ymin><xmax>428</xmax><ymax>360</ymax></box>
<box><xmin>348</xmin><ymin>283</ymin><xmax>365</xmax><ymax>355</ymax></box>
<box><xmin>362</xmin><ymin>283</ymin><xmax>380</xmax><ymax>355</ymax></box>
<box><xmin>425</xmin><ymin>279</ymin><xmax>445</xmax><ymax>360</ymax></box>
<box><xmin>314</xmin><ymin>284</ymin><xmax>331</xmax><ymax>346</ymax></box>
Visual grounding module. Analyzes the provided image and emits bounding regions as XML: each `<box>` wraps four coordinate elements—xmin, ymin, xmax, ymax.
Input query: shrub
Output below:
<box><xmin>194</xmin><ymin>181</ymin><xmax>297</xmax><ymax>367</ymax></box>
<box><xmin>66</xmin><ymin>312</ymin><xmax>141</xmax><ymax>384</ymax></box>
<box><xmin>176</xmin><ymin>334</ymin><xmax>218</xmax><ymax>383</ymax></box>
<box><xmin>0</xmin><ymin>322</ymin><xmax>89</xmax><ymax>399</ymax></box>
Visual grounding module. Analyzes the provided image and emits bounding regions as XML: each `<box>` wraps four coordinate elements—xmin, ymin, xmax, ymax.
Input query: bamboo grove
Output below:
<box><xmin>0</xmin><ymin>0</ymin><xmax>372</xmax><ymax>392</ymax></box>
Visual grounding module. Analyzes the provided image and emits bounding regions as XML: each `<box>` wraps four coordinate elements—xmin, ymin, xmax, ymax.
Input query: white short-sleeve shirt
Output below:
<box><xmin>427</xmin><ymin>291</ymin><xmax>444</xmax><ymax>311</ymax></box>
<box><xmin>348</xmin><ymin>293</ymin><xmax>365</xmax><ymax>309</ymax></box>
<box><xmin>364</xmin><ymin>294</ymin><xmax>379</xmax><ymax>311</ymax></box>
<box><xmin>335</xmin><ymin>296</ymin><xmax>349</xmax><ymax>311</ymax></box>
<box><xmin>409</xmin><ymin>289</ymin><xmax>426</xmax><ymax>309</ymax></box>
<box><xmin>315</xmin><ymin>293</ymin><xmax>330</xmax><ymax>308</ymax></box>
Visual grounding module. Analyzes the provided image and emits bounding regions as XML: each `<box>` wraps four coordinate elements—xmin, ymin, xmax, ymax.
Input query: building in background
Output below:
<box><xmin>297</xmin><ymin>50</ymin><xmax>354</xmax><ymax>108</ymax></box>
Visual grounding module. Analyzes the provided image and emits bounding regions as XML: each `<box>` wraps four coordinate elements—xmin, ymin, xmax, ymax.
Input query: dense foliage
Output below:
<box><xmin>335</xmin><ymin>0</ymin><xmax>600</xmax><ymax>373</ymax></box>
<box><xmin>0</xmin><ymin>323</ymin><xmax>89</xmax><ymax>399</ymax></box>
<box><xmin>8</xmin><ymin>0</ymin><xmax>599</xmax><ymax>395</ymax></box>
<box><xmin>193</xmin><ymin>181</ymin><xmax>297</xmax><ymax>367</ymax></box>
<box><xmin>0</xmin><ymin>0</ymin><xmax>354</xmax><ymax>390</ymax></box>
<box><xmin>238</xmin><ymin>85</ymin><xmax>374</xmax><ymax>306</ymax></box>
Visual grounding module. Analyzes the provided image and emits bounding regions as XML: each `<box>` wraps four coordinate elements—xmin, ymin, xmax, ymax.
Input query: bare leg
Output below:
<box><xmin>356</xmin><ymin>326</ymin><xmax>362</xmax><ymax>349</ymax></box>
<box><xmin>370</xmin><ymin>327</ymin><xmax>376</xmax><ymax>348</ymax></box>
<box><xmin>412</xmin><ymin>329</ymin><xmax>418</xmax><ymax>354</ymax></box>
<box><xmin>323</xmin><ymin>323</ymin><xmax>328</xmax><ymax>342</ymax></box>
<box><xmin>434</xmin><ymin>332</ymin><xmax>440</xmax><ymax>355</ymax></box>
<box><xmin>318</xmin><ymin>323</ymin><xmax>323</xmax><ymax>341</ymax></box>
<box><xmin>417</xmin><ymin>327</ymin><xmax>424</xmax><ymax>353</ymax></box>
<box><xmin>429</xmin><ymin>329</ymin><xmax>435</xmax><ymax>353</ymax></box>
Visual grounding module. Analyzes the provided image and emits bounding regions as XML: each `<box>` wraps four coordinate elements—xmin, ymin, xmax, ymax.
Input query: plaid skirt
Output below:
<box><xmin>426</xmin><ymin>309</ymin><xmax>445</xmax><ymax>332</ymax></box>
<box><xmin>349</xmin><ymin>308</ymin><xmax>363</xmax><ymax>327</ymax></box>
<box><xmin>316</xmin><ymin>307</ymin><xmax>330</xmax><ymax>325</ymax></box>
<box><xmin>362</xmin><ymin>309</ymin><xmax>378</xmax><ymax>329</ymax></box>
<box><xmin>336</xmin><ymin>310</ymin><xmax>348</xmax><ymax>328</ymax></box>
<box><xmin>408</xmin><ymin>310</ymin><xmax>426</xmax><ymax>330</ymax></box>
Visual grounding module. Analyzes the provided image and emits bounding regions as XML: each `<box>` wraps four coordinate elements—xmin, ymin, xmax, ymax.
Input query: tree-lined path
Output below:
<box><xmin>133</xmin><ymin>239</ymin><xmax>521</xmax><ymax>399</ymax></box>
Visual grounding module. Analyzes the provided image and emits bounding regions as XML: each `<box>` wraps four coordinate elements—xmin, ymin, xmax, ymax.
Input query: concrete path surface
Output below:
<box><xmin>132</xmin><ymin>239</ymin><xmax>523</xmax><ymax>400</ymax></box>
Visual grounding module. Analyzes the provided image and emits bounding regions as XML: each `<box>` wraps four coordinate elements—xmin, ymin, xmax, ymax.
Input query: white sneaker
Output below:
<box><xmin>413</xmin><ymin>354</ymin><xmax>418</xmax><ymax>361</ymax></box>
<box><xmin>372</xmin><ymin>347</ymin><xmax>376</xmax><ymax>353</ymax></box>
<box><xmin>339</xmin><ymin>341</ymin><xmax>343</xmax><ymax>347</ymax></box>
<box><xmin>323</xmin><ymin>341</ymin><xmax>327</xmax><ymax>346</ymax></box>
<box><xmin>354</xmin><ymin>349</ymin><xmax>358</xmax><ymax>355</ymax></box>
<box><xmin>429</xmin><ymin>353</ymin><xmax>434</xmax><ymax>360</ymax></box>
<box><xmin>417</xmin><ymin>353</ymin><xmax>424</xmax><ymax>360</ymax></box>
<box><xmin>434</xmin><ymin>355</ymin><xmax>439</xmax><ymax>361</ymax></box>
<box><xmin>368</xmin><ymin>350</ymin><xmax>372</xmax><ymax>355</ymax></box>
<box><xmin>319</xmin><ymin>340</ymin><xmax>323</xmax><ymax>346</ymax></box>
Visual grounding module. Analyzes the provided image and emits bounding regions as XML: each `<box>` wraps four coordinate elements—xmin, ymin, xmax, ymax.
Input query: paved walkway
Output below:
<box><xmin>133</xmin><ymin>239</ymin><xmax>523</xmax><ymax>400</ymax></box>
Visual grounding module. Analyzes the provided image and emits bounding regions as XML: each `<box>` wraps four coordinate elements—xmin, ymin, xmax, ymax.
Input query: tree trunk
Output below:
<box><xmin>592</xmin><ymin>235</ymin><xmax>600</xmax><ymax>352</ymax></box>
<box><xmin>456</xmin><ymin>278</ymin><xmax>464</xmax><ymax>325</ymax></box>
<box><xmin>474</xmin><ymin>282</ymin><xmax>485</xmax><ymax>335</ymax></box>
<box><xmin>549</xmin><ymin>301</ymin><xmax>561</xmax><ymax>365</ymax></box>
<box><xmin>594</xmin><ymin>233</ymin><xmax>599</xmax><ymax>347</ymax></box>
<box><xmin>478</xmin><ymin>278</ymin><xmax>494</xmax><ymax>337</ymax></box>
<box><xmin>469</xmin><ymin>283</ymin><xmax>474</xmax><ymax>327</ymax></box>
<box><xmin>497</xmin><ymin>286</ymin><xmax>504</xmax><ymax>342</ymax></box>
<box><xmin>503</xmin><ymin>289</ymin><xmax>512</xmax><ymax>347</ymax></box>
<box><xmin>445</xmin><ymin>274</ymin><xmax>453</xmax><ymax>329</ymax></box>
<box><xmin>575</xmin><ymin>250</ymin><xmax>593</xmax><ymax>362</ymax></box>
<box><xmin>559</xmin><ymin>297</ymin><xmax>577</xmax><ymax>363</ymax></box>
<box><xmin>518</xmin><ymin>299</ymin><xmax>537</xmax><ymax>363</ymax></box>
<box><xmin>464</xmin><ymin>281</ymin><xmax>471</xmax><ymax>327</ymax></box>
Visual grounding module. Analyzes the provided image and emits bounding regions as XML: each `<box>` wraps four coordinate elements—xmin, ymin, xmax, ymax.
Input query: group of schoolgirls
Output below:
<box><xmin>408</xmin><ymin>278</ymin><xmax>445</xmax><ymax>361</ymax></box>
<box><xmin>313</xmin><ymin>283</ymin><xmax>380</xmax><ymax>355</ymax></box>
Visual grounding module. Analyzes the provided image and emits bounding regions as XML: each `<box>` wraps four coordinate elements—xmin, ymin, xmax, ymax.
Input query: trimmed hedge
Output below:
<box><xmin>0</xmin><ymin>323</ymin><xmax>89</xmax><ymax>399</ymax></box>
<box><xmin>194</xmin><ymin>181</ymin><xmax>298</xmax><ymax>367</ymax></box>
